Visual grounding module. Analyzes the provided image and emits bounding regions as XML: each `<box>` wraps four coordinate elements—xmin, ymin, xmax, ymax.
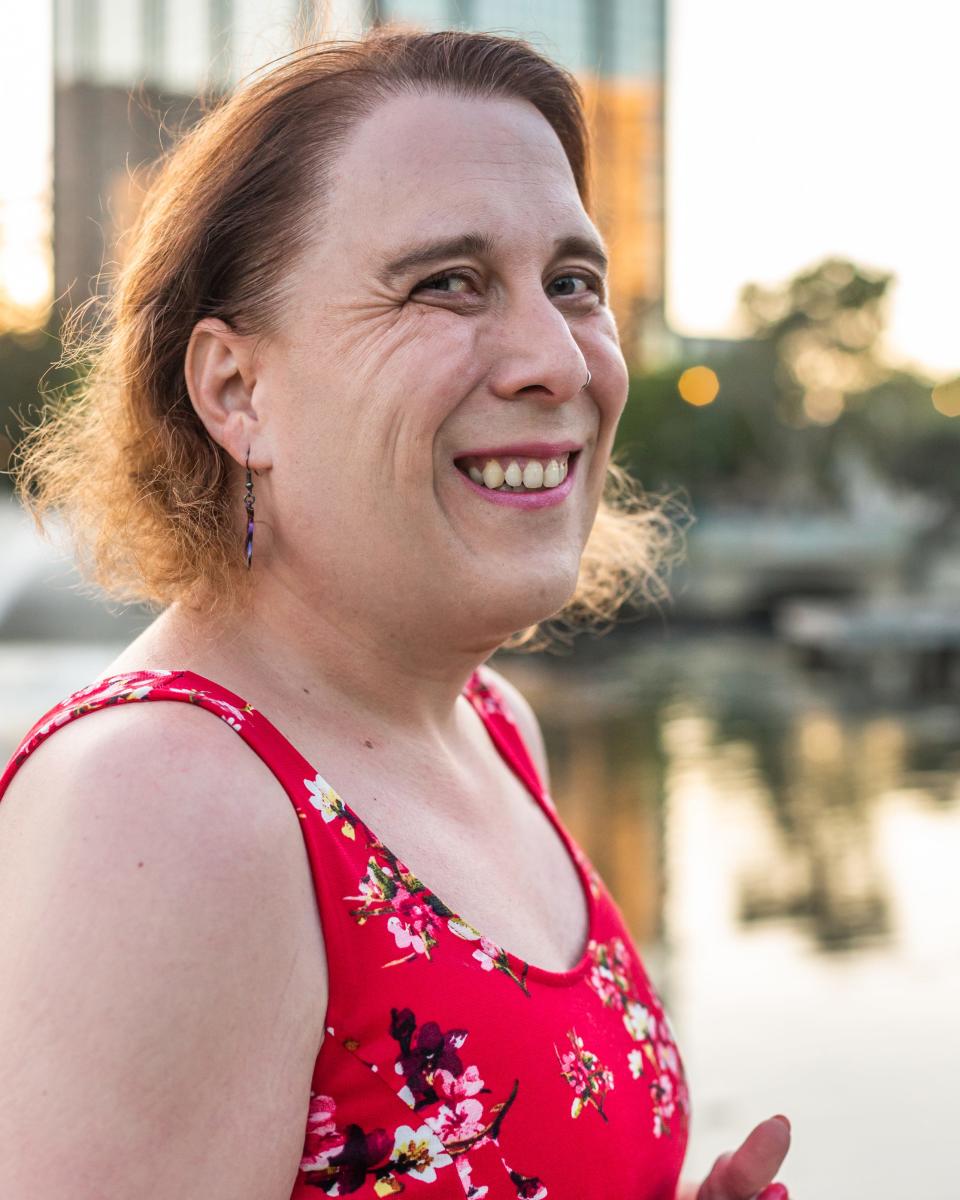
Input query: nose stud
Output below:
<box><xmin>581</xmin><ymin>370</ymin><xmax>592</xmax><ymax>392</ymax></box>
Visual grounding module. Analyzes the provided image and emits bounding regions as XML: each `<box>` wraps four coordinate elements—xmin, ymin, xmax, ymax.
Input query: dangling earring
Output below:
<box><xmin>244</xmin><ymin>448</ymin><xmax>256</xmax><ymax>570</ymax></box>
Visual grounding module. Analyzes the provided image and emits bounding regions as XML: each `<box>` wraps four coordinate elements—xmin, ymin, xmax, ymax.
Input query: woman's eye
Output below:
<box><xmin>412</xmin><ymin>271</ymin><xmax>475</xmax><ymax>295</ymax></box>
<box><xmin>550</xmin><ymin>272</ymin><xmax>605</xmax><ymax>300</ymax></box>
<box><xmin>411</xmin><ymin>269</ymin><xmax>605</xmax><ymax>301</ymax></box>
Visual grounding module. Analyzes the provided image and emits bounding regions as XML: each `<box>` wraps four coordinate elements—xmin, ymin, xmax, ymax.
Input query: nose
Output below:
<box><xmin>485</xmin><ymin>288</ymin><xmax>589</xmax><ymax>405</ymax></box>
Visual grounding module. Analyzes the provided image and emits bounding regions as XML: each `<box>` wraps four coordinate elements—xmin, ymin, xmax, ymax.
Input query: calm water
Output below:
<box><xmin>498</xmin><ymin>632</ymin><xmax>960</xmax><ymax>1200</ymax></box>
<box><xmin>2</xmin><ymin>632</ymin><xmax>958</xmax><ymax>1198</ymax></box>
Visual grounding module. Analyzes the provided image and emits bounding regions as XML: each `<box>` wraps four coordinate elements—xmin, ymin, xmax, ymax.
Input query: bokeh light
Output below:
<box><xmin>677</xmin><ymin>365</ymin><xmax>719</xmax><ymax>407</ymax></box>
<box><xmin>931</xmin><ymin>379</ymin><xmax>960</xmax><ymax>418</ymax></box>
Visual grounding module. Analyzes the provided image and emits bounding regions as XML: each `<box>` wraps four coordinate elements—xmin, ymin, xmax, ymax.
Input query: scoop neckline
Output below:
<box><xmin>91</xmin><ymin>666</ymin><xmax>599</xmax><ymax>987</ymax></box>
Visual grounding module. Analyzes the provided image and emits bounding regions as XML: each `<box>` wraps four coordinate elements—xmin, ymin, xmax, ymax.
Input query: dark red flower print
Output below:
<box><xmin>503</xmin><ymin>1157</ymin><xmax>549</xmax><ymax>1199</ymax></box>
<box><xmin>305</xmin><ymin>1122</ymin><xmax>393</xmax><ymax>1193</ymax></box>
<box><xmin>390</xmin><ymin>1006</ymin><xmax>417</xmax><ymax>1045</ymax></box>
<box><xmin>390</xmin><ymin>1007</ymin><xmax>468</xmax><ymax>1110</ymax></box>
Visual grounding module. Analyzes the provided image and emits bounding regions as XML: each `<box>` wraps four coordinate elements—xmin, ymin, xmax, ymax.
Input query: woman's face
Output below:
<box><xmin>253</xmin><ymin>91</ymin><xmax>629</xmax><ymax>648</ymax></box>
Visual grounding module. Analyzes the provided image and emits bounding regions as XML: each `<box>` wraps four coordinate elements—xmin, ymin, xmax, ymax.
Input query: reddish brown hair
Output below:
<box><xmin>15</xmin><ymin>27</ymin><xmax>676</xmax><ymax>645</ymax></box>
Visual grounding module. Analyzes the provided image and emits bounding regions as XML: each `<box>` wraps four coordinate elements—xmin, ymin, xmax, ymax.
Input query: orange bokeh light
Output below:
<box><xmin>678</xmin><ymin>365</ymin><xmax>720</xmax><ymax>407</ymax></box>
<box><xmin>931</xmin><ymin>380</ymin><xmax>960</xmax><ymax>418</ymax></box>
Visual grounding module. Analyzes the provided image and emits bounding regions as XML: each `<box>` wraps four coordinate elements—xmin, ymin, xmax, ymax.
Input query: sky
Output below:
<box><xmin>0</xmin><ymin>0</ymin><xmax>957</xmax><ymax>379</ymax></box>
<box><xmin>667</xmin><ymin>0</ymin><xmax>958</xmax><ymax>380</ymax></box>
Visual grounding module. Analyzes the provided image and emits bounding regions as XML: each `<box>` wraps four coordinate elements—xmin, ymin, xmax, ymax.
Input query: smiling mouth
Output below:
<box><xmin>454</xmin><ymin>451</ymin><xmax>579</xmax><ymax>492</ymax></box>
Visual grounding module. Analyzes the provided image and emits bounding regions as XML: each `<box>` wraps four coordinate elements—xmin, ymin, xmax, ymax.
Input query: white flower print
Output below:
<box><xmin>623</xmin><ymin>999</ymin><xmax>654</xmax><ymax>1042</ymax></box>
<box><xmin>304</xmin><ymin>772</ymin><xmax>344</xmax><ymax>822</ymax></box>
<box><xmin>390</xmin><ymin>1123</ymin><xmax>453</xmax><ymax>1182</ymax></box>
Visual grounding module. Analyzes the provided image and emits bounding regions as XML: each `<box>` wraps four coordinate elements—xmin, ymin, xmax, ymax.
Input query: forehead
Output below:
<box><xmin>324</xmin><ymin>91</ymin><xmax>593</xmax><ymax>265</ymax></box>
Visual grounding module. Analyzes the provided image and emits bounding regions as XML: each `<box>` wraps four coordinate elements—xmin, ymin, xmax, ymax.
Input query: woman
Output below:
<box><xmin>0</xmin><ymin>29</ymin><xmax>791</xmax><ymax>1200</ymax></box>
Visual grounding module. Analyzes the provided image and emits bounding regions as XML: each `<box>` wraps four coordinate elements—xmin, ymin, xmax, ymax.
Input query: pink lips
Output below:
<box><xmin>455</xmin><ymin>451</ymin><xmax>579</xmax><ymax>509</ymax></box>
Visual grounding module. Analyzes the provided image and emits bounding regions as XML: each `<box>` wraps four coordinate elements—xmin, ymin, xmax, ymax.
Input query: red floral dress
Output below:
<box><xmin>0</xmin><ymin>666</ymin><xmax>690</xmax><ymax>1198</ymax></box>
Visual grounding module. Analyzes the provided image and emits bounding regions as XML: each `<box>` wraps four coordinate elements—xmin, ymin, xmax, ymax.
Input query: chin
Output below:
<box><xmin>467</xmin><ymin>561</ymin><xmax>581</xmax><ymax>639</ymax></box>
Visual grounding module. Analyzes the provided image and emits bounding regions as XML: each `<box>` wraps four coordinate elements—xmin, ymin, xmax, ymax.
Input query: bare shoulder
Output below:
<box><xmin>1</xmin><ymin>697</ymin><xmax>311</xmax><ymax>875</ymax></box>
<box><xmin>477</xmin><ymin>662</ymin><xmax>551</xmax><ymax>790</ymax></box>
<box><xmin>0</xmin><ymin>700</ymin><xmax>326</xmax><ymax>1199</ymax></box>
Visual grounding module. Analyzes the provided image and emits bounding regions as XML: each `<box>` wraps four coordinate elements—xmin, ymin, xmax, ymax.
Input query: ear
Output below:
<box><xmin>184</xmin><ymin>318</ymin><xmax>269</xmax><ymax>469</ymax></box>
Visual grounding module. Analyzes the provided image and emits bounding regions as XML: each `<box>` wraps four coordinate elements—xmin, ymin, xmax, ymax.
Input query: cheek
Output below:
<box><xmin>594</xmin><ymin>345</ymin><xmax>630</xmax><ymax>441</ymax></box>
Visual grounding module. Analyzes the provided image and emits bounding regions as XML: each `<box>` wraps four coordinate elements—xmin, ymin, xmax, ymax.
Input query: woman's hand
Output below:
<box><xmin>676</xmin><ymin>1114</ymin><xmax>792</xmax><ymax>1200</ymax></box>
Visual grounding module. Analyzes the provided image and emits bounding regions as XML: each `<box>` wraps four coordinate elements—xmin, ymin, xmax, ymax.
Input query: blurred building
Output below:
<box><xmin>53</xmin><ymin>0</ymin><xmax>667</xmax><ymax>364</ymax></box>
<box><xmin>52</xmin><ymin>0</ymin><xmax>292</xmax><ymax>316</ymax></box>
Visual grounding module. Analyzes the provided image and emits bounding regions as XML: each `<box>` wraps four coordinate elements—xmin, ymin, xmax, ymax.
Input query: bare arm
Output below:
<box><xmin>0</xmin><ymin>702</ymin><xmax>326</xmax><ymax>1199</ymax></box>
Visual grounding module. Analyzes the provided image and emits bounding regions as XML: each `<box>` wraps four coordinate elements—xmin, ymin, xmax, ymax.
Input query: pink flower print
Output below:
<box><xmin>389</xmin><ymin>1122</ymin><xmax>453</xmax><ymax>1183</ymax></box>
<box><xmin>655</xmin><ymin>1072</ymin><xmax>675</xmax><ymax>1114</ymax></box>
<box><xmin>449</xmin><ymin>921</ymin><xmax>530</xmax><ymax>994</ymax></box>
<box><xmin>346</xmin><ymin>860</ymin><xmax>450</xmax><ymax>966</ymax></box>
<box><xmin>586</xmin><ymin>938</ymin><xmax>690</xmax><ymax>1139</ymax></box>
<box><xmin>585</xmin><ymin>937</ymin><xmax>636</xmax><ymax>1014</ymax></box>
<box><xmin>386</xmin><ymin>887</ymin><xmax>443</xmax><ymax>955</ymax></box>
<box><xmin>435</xmin><ymin>1063</ymin><xmax>485</xmax><ymax>1100</ymax></box>
<box><xmin>467</xmin><ymin>677</ymin><xmax>506</xmax><ymax>720</ymax></box>
<box><xmin>650</xmin><ymin>1071</ymin><xmax>677</xmax><ymax>1138</ymax></box>
<box><xmin>586</xmin><ymin>962</ymin><xmax>620</xmax><ymax>1008</ymax></box>
<box><xmin>88</xmin><ymin>677</ymin><xmax>155</xmax><ymax>705</ymax></box>
<box><xmin>299</xmin><ymin>1092</ymin><xmax>346</xmax><ymax>1171</ymax></box>
<box><xmin>472</xmin><ymin>936</ymin><xmax>500</xmax><ymax>971</ymax></box>
<box><xmin>555</xmin><ymin>1029</ymin><xmax>614</xmax><ymax>1122</ymax></box>
<box><xmin>425</xmin><ymin>1097</ymin><xmax>486</xmax><ymax>1144</ymax></box>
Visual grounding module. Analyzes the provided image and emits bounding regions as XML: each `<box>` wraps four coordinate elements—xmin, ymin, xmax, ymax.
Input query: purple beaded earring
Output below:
<box><xmin>243</xmin><ymin>448</ymin><xmax>256</xmax><ymax>569</ymax></box>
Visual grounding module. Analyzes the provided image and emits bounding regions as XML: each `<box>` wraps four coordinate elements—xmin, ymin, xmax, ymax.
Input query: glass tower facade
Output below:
<box><xmin>54</xmin><ymin>0</ymin><xmax>665</xmax><ymax>362</ymax></box>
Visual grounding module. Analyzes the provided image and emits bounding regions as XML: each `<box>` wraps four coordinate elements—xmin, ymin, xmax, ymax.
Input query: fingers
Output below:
<box><xmin>756</xmin><ymin>1185</ymin><xmax>789</xmax><ymax>1200</ymax></box>
<box><xmin>699</xmin><ymin>1115</ymin><xmax>791</xmax><ymax>1200</ymax></box>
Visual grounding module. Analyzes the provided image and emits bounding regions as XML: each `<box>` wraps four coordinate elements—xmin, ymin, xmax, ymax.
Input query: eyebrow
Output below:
<box><xmin>377</xmin><ymin>230</ymin><xmax>609</xmax><ymax>284</ymax></box>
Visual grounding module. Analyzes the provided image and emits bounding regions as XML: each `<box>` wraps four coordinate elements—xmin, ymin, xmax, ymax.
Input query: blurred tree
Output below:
<box><xmin>615</xmin><ymin>343</ymin><xmax>781</xmax><ymax>505</ymax></box>
<box><xmin>740</xmin><ymin>256</ymin><xmax>894</xmax><ymax>422</ymax></box>
<box><xmin>615</xmin><ymin>256</ymin><xmax>958</xmax><ymax>515</ymax></box>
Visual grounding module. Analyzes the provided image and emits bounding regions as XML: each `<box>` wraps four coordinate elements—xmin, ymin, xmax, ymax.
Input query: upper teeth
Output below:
<box><xmin>466</xmin><ymin>455</ymin><xmax>570</xmax><ymax>491</ymax></box>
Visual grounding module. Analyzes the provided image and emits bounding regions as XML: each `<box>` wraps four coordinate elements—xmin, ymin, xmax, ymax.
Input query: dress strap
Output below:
<box><xmin>462</xmin><ymin>667</ymin><xmax>547</xmax><ymax>804</ymax></box>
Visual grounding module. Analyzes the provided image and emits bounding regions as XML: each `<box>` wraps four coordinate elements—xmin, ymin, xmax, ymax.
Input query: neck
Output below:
<box><xmin>159</xmin><ymin>578</ymin><xmax>503</xmax><ymax>746</ymax></box>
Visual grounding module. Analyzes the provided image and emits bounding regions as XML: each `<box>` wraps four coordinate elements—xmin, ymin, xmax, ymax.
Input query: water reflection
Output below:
<box><xmin>500</xmin><ymin>633</ymin><xmax>958</xmax><ymax>961</ymax></box>
<box><xmin>496</xmin><ymin>631</ymin><xmax>960</xmax><ymax>1199</ymax></box>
